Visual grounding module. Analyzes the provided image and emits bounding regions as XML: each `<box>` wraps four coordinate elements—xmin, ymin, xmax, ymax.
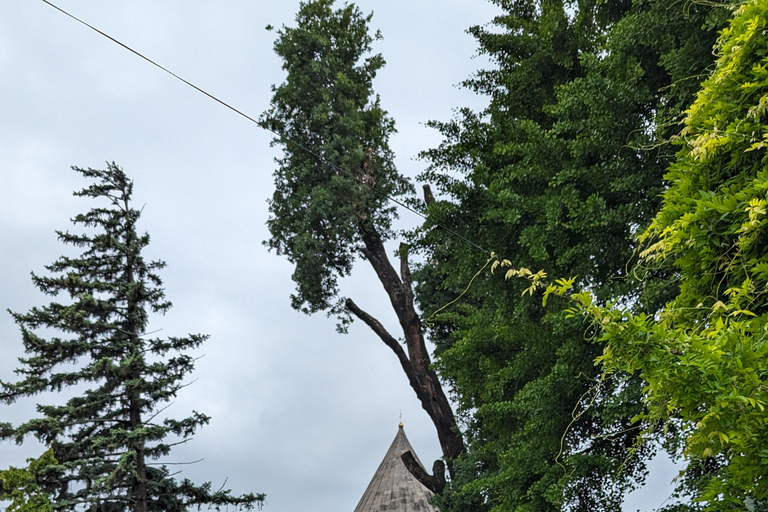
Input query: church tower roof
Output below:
<box><xmin>353</xmin><ymin>423</ymin><xmax>437</xmax><ymax>512</ymax></box>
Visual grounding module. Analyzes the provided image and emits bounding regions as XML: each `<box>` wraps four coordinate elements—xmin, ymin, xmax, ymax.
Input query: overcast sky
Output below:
<box><xmin>1</xmin><ymin>1</ymin><xmax>680</xmax><ymax>510</ymax></box>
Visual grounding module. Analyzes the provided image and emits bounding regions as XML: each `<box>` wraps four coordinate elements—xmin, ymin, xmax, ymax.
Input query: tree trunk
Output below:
<box><xmin>129</xmin><ymin>394</ymin><xmax>148</xmax><ymax>512</ymax></box>
<box><xmin>125</xmin><ymin>223</ymin><xmax>148</xmax><ymax>512</ymax></box>
<box><xmin>347</xmin><ymin>223</ymin><xmax>464</xmax><ymax>480</ymax></box>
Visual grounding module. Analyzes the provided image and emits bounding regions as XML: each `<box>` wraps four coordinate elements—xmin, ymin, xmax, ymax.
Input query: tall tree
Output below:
<box><xmin>563</xmin><ymin>1</ymin><xmax>768</xmax><ymax>507</ymax></box>
<box><xmin>0</xmin><ymin>164</ymin><xmax>264</xmax><ymax>511</ymax></box>
<box><xmin>261</xmin><ymin>0</ymin><xmax>462</xmax><ymax>479</ymax></box>
<box><xmin>412</xmin><ymin>1</ymin><xmax>728</xmax><ymax>510</ymax></box>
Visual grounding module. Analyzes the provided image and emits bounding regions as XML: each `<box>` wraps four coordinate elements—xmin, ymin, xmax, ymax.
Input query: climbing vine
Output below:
<box><xmin>532</xmin><ymin>2</ymin><xmax>768</xmax><ymax>507</ymax></box>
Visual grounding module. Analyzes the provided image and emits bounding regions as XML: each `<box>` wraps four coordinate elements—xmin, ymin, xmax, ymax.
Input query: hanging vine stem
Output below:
<box><xmin>555</xmin><ymin>373</ymin><xmax>608</xmax><ymax>476</ymax></box>
<box><xmin>423</xmin><ymin>252</ymin><xmax>498</xmax><ymax>326</ymax></box>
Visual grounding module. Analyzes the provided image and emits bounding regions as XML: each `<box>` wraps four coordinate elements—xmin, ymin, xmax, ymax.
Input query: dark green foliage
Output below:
<box><xmin>0</xmin><ymin>164</ymin><xmax>264</xmax><ymax>511</ymax></box>
<box><xmin>261</xmin><ymin>0</ymin><xmax>413</xmax><ymax>319</ymax></box>
<box><xmin>262</xmin><ymin>0</ymin><xmax>465</xmax><ymax>472</ymax></box>
<box><xmin>413</xmin><ymin>1</ymin><xmax>729</xmax><ymax>510</ymax></box>
<box><xmin>573</xmin><ymin>1</ymin><xmax>768</xmax><ymax>505</ymax></box>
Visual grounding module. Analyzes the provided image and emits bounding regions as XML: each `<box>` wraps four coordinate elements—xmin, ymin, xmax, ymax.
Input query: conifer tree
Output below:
<box><xmin>261</xmin><ymin>0</ymin><xmax>463</xmax><ymax>481</ymax></box>
<box><xmin>0</xmin><ymin>164</ymin><xmax>264</xmax><ymax>511</ymax></box>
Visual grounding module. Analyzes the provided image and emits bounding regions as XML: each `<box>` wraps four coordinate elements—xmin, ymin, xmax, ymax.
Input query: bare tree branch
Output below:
<box><xmin>400</xmin><ymin>451</ymin><xmax>445</xmax><ymax>494</ymax></box>
<box><xmin>423</xmin><ymin>184</ymin><xmax>436</xmax><ymax>206</ymax></box>
<box><xmin>345</xmin><ymin>298</ymin><xmax>410</xmax><ymax>370</ymax></box>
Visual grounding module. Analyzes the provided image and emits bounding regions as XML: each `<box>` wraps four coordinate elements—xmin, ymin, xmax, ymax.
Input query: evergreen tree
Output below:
<box><xmin>261</xmin><ymin>0</ymin><xmax>462</xmax><ymax>480</ymax></box>
<box><xmin>0</xmin><ymin>164</ymin><xmax>264</xmax><ymax>511</ymax></box>
<box><xmin>413</xmin><ymin>1</ymin><xmax>728</xmax><ymax>510</ymax></box>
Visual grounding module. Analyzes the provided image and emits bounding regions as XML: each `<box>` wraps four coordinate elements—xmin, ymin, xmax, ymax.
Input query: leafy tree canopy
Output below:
<box><xmin>262</xmin><ymin>0</ymin><xmax>465</xmax><ymax>477</ymax></box>
<box><xmin>413</xmin><ymin>1</ymin><xmax>728</xmax><ymax>510</ymax></box>
<box><xmin>0</xmin><ymin>449</ymin><xmax>56</xmax><ymax>512</ymax></box>
<box><xmin>261</xmin><ymin>0</ymin><xmax>413</xmax><ymax>319</ymax></box>
<box><xmin>558</xmin><ymin>1</ymin><xmax>768</xmax><ymax>507</ymax></box>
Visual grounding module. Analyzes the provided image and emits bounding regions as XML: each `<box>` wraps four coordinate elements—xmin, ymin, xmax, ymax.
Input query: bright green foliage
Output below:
<box><xmin>413</xmin><ymin>1</ymin><xmax>727</xmax><ymax>511</ymax></box>
<box><xmin>0</xmin><ymin>449</ymin><xmax>56</xmax><ymax>512</ymax></box>
<box><xmin>261</xmin><ymin>0</ymin><xmax>413</xmax><ymax>320</ymax></box>
<box><xmin>561</xmin><ymin>1</ymin><xmax>768</xmax><ymax>507</ymax></box>
<box><xmin>0</xmin><ymin>164</ymin><xmax>264</xmax><ymax>511</ymax></box>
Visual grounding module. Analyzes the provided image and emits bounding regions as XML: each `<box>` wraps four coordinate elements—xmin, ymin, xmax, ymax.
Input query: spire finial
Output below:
<box><xmin>399</xmin><ymin>410</ymin><xmax>403</xmax><ymax>428</ymax></box>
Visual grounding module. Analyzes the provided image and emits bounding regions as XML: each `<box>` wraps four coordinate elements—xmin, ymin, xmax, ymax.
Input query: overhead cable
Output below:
<box><xmin>41</xmin><ymin>0</ymin><xmax>491</xmax><ymax>255</ymax></box>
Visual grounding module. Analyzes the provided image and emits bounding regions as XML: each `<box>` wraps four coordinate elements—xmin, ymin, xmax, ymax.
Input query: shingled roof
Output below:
<box><xmin>353</xmin><ymin>424</ymin><xmax>437</xmax><ymax>512</ymax></box>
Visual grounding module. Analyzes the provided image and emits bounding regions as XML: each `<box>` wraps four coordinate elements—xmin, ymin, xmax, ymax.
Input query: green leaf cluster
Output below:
<box><xmin>261</xmin><ymin>0</ymin><xmax>413</xmax><ymax>319</ymax></box>
<box><xmin>0</xmin><ymin>449</ymin><xmax>56</xmax><ymax>512</ymax></box>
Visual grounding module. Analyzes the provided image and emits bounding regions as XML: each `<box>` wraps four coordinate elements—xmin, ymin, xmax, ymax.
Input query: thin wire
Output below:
<box><xmin>41</xmin><ymin>0</ymin><xmax>491</xmax><ymax>255</ymax></box>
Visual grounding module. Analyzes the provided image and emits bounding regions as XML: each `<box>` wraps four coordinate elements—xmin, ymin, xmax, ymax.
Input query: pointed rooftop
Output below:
<box><xmin>353</xmin><ymin>424</ymin><xmax>437</xmax><ymax>512</ymax></box>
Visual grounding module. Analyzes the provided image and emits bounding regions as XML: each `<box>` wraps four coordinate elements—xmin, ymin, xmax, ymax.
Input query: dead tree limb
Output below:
<box><xmin>401</xmin><ymin>450</ymin><xmax>446</xmax><ymax>494</ymax></box>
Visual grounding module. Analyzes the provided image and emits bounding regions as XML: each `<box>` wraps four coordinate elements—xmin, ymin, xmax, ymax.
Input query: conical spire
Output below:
<box><xmin>353</xmin><ymin>424</ymin><xmax>437</xmax><ymax>512</ymax></box>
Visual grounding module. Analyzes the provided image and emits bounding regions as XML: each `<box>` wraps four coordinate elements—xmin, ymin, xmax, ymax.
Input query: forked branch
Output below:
<box><xmin>401</xmin><ymin>450</ymin><xmax>446</xmax><ymax>494</ymax></box>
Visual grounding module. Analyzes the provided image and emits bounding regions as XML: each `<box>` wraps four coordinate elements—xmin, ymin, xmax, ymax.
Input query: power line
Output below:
<box><xmin>40</xmin><ymin>0</ymin><xmax>491</xmax><ymax>255</ymax></box>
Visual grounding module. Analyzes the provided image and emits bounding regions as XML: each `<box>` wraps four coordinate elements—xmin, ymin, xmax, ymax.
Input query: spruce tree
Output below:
<box><xmin>0</xmin><ymin>164</ymin><xmax>264</xmax><ymax>511</ymax></box>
